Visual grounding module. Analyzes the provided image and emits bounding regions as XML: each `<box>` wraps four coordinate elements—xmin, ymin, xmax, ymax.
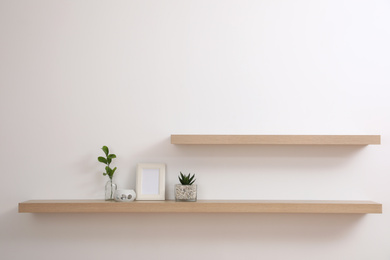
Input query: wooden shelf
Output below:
<box><xmin>18</xmin><ymin>200</ymin><xmax>382</xmax><ymax>214</ymax></box>
<box><xmin>171</xmin><ymin>135</ymin><xmax>381</xmax><ymax>145</ymax></box>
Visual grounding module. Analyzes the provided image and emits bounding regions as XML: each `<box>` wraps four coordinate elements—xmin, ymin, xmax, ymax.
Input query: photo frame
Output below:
<box><xmin>136</xmin><ymin>163</ymin><xmax>166</xmax><ymax>200</ymax></box>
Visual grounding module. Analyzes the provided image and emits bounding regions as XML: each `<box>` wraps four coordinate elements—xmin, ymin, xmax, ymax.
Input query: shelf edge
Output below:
<box><xmin>171</xmin><ymin>135</ymin><xmax>381</xmax><ymax>145</ymax></box>
<box><xmin>18</xmin><ymin>200</ymin><xmax>382</xmax><ymax>214</ymax></box>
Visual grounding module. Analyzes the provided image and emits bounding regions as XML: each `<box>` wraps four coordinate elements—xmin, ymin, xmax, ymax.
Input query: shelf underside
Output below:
<box><xmin>18</xmin><ymin>200</ymin><xmax>382</xmax><ymax>214</ymax></box>
<box><xmin>171</xmin><ymin>135</ymin><xmax>381</xmax><ymax>145</ymax></box>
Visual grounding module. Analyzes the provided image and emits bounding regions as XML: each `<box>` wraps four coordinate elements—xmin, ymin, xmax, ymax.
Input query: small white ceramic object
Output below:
<box><xmin>114</xmin><ymin>189</ymin><xmax>136</xmax><ymax>202</ymax></box>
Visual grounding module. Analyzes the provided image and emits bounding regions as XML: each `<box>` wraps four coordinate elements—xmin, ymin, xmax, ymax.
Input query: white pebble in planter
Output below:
<box><xmin>175</xmin><ymin>184</ymin><xmax>197</xmax><ymax>202</ymax></box>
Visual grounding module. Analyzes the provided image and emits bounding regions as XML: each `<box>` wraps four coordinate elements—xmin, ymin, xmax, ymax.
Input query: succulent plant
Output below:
<box><xmin>178</xmin><ymin>172</ymin><xmax>196</xmax><ymax>185</ymax></box>
<box><xmin>97</xmin><ymin>146</ymin><xmax>117</xmax><ymax>180</ymax></box>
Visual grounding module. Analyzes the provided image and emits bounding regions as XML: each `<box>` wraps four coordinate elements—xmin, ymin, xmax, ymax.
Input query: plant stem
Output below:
<box><xmin>110</xmin><ymin>179</ymin><xmax>113</xmax><ymax>199</ymax></box>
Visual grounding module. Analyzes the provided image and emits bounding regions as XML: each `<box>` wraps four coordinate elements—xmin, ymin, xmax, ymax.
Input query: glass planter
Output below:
<box><xmin>105</xmin><ymin>179</ymin><xmax>117</xmax><ymax>201</ymax></box>
<box><xmin>175</xmin><ymin>184</ymin><xmax>197</xmax><ymax>202</ymax></box>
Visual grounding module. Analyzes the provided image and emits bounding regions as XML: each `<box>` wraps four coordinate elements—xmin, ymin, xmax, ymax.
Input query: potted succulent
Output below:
<box><xmin>98</xmin><ymin>146</ymin><xmax>117</xmax><ymax>201</ymax></box>
<box><xmin>175</xmin><ymin>172</ymin><xmax>197</xmax><ymax>202</ymax></box>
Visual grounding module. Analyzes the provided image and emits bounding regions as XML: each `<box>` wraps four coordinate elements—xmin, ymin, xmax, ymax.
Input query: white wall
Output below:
<box><xmin>1</xmin><ymin>0</ymin><xmax>389</xmax><ymax>259</ymax></box>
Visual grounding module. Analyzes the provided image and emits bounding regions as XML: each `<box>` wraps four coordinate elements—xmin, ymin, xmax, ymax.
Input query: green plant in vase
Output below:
<box><xmin>175</xmin><ymin>172</ymin><xmax>197</xmax><ymax>202</ymax></box>
<box><xmin>98</xmin><ymin>146</ymin><xmax>118</xmax><ymax>201</ymax></box>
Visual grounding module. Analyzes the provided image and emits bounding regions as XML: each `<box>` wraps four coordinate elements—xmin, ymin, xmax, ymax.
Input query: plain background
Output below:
<box><xmin>1</xmin><ymin>0</ymin><xmax>389</xmax><ymax>259</ymax></box>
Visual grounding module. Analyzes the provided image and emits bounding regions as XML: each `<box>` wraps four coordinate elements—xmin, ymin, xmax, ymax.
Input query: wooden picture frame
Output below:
<box><xmin>136</xmin><ymin>163</ymin><xmax>166</xmax><ymax>200</ymax></box>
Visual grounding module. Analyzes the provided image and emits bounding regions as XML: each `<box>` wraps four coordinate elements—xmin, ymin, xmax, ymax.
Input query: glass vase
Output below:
<box><xmin>175</xmin><ymin>184</ymin><xmax>197</xmax><ymax>202</ymax></box>
<box><xmin>105</xmin><ymin>179</ymin><xmax>117</xmax><ymax>201</ymax></box>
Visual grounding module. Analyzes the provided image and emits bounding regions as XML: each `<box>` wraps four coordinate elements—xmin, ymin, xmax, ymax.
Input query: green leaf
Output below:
<box><xmin>103</xmin><ymin>173</ymin><xmax>107</xmax><ymax>176</ymax></box>
<box><xmin>106</xmin><ymin>166</ymin><xmax>112</xmax><ymax>175</ymax></box>
<box><xmin>179</xmin><ymin>172</ymin><xmax>196</xmax><ymax>185</ymax></box>
<box><xmin>102</xmin><ymin>146</ymin><xmax>109</xmax><ymax>156</ymax></box>
<box><xmin>107</xmin><ymin>158</ymin><xmax>112</xmax><ymax>164</ymax></box>
<box><xmin>108</xmin><ymin>167</ymin><xmax>116</xmax><ymax>178</ymax></box>
<box><xmin>98</xmin><ymin>157</ymin><xmax>107</xmax><ymax>164</ymax></box>
<box><xmin>108</xmin><ymin>154</ymin><xmax>116</xmax><ymax>159</ymax></box>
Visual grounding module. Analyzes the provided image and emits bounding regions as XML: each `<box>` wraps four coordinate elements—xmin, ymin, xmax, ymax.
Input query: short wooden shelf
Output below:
<box><xmin>18</xmin><ymin>200</ymin><xmax>382</xmax><ymax>214</ymax></box>
<box><xmin>171</xmin><ymin>135</ymin><xmax>381</xmax><ymax>145</ymax></box>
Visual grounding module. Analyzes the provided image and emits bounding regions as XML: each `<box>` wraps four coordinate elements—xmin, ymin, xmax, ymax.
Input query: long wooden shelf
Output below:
<box><xmin>18</xmin><ymin>200</ymin><xmax>382</xmax><ymax>214</ymax></box>
<box><xmin>171</xmin><ymin>135</ymin><xmax>381</xmax><ymax>145</ymax></box>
